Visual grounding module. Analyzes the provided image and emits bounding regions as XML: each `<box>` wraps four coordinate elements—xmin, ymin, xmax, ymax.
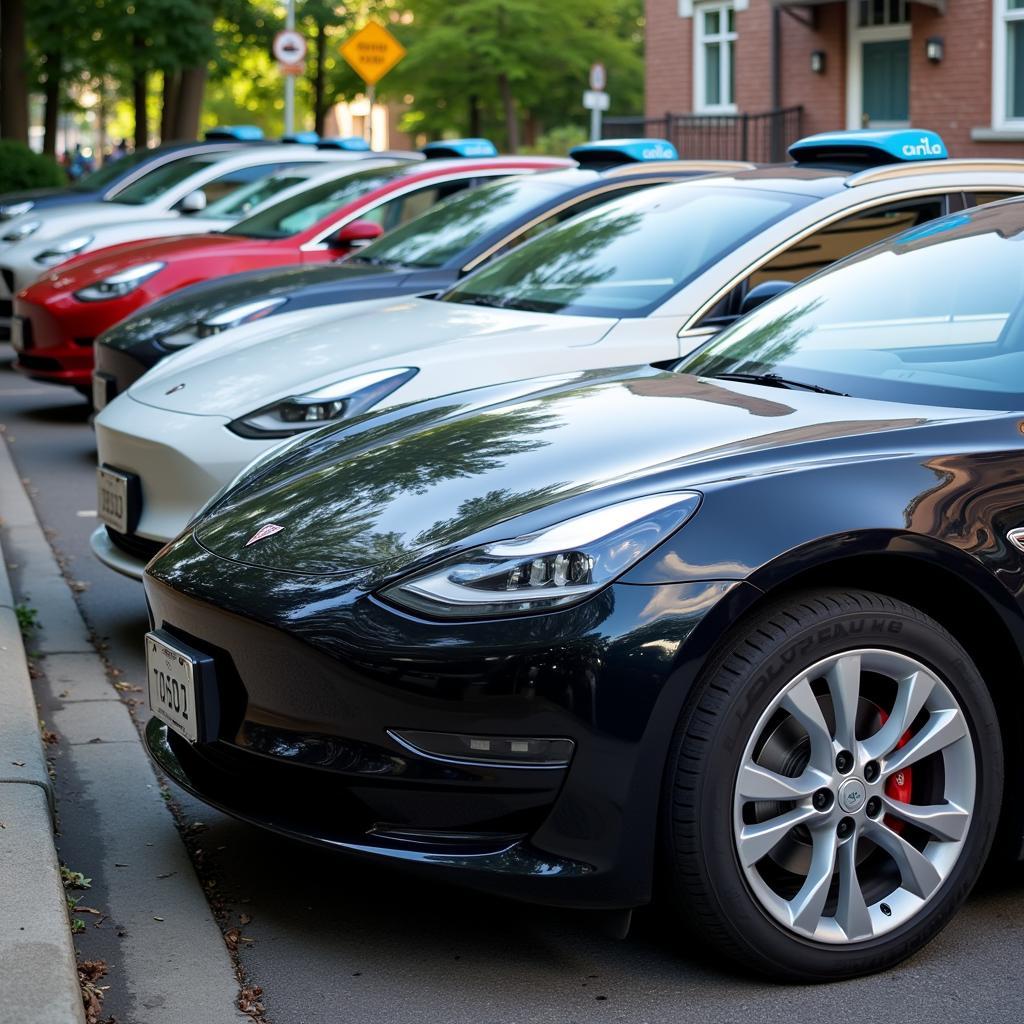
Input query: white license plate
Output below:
<box><xmin>146</xmin><ymin>632</ymin><xmax>199</xmax><ymax>743</ymax></box>
<box><xmin>97</xmin><ymin>466</ymin><xmax>130</xmax><ymax>532</ymax></box>
<box><xmin>9</xmin><ymin>316</ymin><xmax>23</xmax><ymax>351</ymax></box>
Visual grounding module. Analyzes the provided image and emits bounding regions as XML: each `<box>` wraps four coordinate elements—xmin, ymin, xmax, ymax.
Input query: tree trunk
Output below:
<box><xmin>171</xmin><ymin>66</ymin><xmax>206</xmax><ymax>140</ymax></box>
<box><xmin>161</xmin><ymin>69</ymin><xmax>182</xmax><ymax>142</ymax></box>
<box><xmin>468</xmin><ymin>94</ymin><xmax>481</xmax><ymax>137</ymax></box>
<box><xmin>42</xmin><ymin>52</ymin><xmax>61</xmax><ymax>157</ymax></box>
<box><xmin>96</xmin><ymin>81</ymin><xmax>108</xmax><ymax>164</ymax></box>
<box><xmin>132</xmin><ymin>34</ymin><xmax>148</xmax><ymax>149</ymax></box>
<box><xmin>0</xmin><ymin>0</ymin><xmax>30</xmax><ymax>142</ymax></box>
<box><xmin>497</xmin><ymin>73</ymin><xmax>518</xmax><ymax>152</ymax></box>
<box><xmin>313</xmin><ymin>19</ymin><xmax>327</xmax><ymax>135</ymax></box>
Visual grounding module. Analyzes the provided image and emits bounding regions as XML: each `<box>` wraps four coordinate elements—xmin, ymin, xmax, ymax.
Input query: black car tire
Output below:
<box><xmin>665</xmin><ymin>588</ymin><xmax>1003</xmax><ymax>981</ymax></box>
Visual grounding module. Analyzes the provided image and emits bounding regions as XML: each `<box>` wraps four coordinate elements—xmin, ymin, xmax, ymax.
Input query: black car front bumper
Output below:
<box><xmin>143</xmin><ymin>533</ymin><xmax>753</xmax><ymax>908</ymax></box>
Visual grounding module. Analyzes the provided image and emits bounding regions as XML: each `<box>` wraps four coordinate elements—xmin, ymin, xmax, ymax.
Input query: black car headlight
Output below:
<box><xmin>190</xmin><ymin>297</ymin><xmax>288</xmax><ymax>343</ymax></box>
<box><xmin>228</xmin><ymin>367</ymin><xmax>418</xmax><ymax>439</ymax></box>
<box><xmin>74</xmin><ymin>260</ymin><xmax>165</xmax><ymax>301</ymax></box>
<box><xmin>3</xmin><ymin>217</ymin><xmax>42</xmax><ymax>242</ymax></box>
<box><xmin>0</xmin><ymin>201</ymin><xmax>35</xmax><ymax>221</ymax></box>
<box><xmin>383</xmin><ymin>492</ymin><xmax>702</xmax><ymax>620</ymax></box>
<box><xmin>34</xmin><ymin>233</ymin><xmax>94</xmax><ymax>265</ymax></box>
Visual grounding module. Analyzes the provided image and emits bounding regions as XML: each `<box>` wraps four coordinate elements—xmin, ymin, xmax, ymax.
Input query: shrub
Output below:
<box><xmin>0</xmin><ymin>140</ymin><xmax>64</xmax><ymax>193</ymax></box>
<box><xmin>520</xmin><ymin>124</ymin><xmax>589</xmax><ymax>157</ymax></box>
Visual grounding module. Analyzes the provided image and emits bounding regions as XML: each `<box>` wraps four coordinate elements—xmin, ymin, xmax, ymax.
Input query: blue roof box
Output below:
<box><xmin>569</xmin><ymin>138</ymin><xmax>679</xmax><ymax>169</ymax></box>
<box><xmin>789</xmin><ymin>129</ymin><xmax>948</xmax><ymax>167</ymax></box>
<box><xmin>205</xmin><ymin>125</ymin><xmax>264</xmax><ymax>142</ymax></box>
<box><xmin>315</xmin><ymin>136</ymin><xmax>371</xmax><ymax>152</ymax></box>
<box><xmin>282</xmin><ymin>131</ymin><xmax>320</xmax><ymax>145</ymax></box>
<box><xmin>422</xmin><ymin>138</ymin><xmax>499</xmax><ymax>159</ymax></box>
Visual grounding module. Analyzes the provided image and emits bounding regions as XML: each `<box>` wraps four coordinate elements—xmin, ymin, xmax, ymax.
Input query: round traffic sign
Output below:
<box><xmin>273</xmin><ymin>29</ymin><xmax>307</xmax><ymax>66</ymax></box>
<box><xmin>589</xmin><ymin>62</ymin><xmax>607</xmax><ymax>92</ymax></box>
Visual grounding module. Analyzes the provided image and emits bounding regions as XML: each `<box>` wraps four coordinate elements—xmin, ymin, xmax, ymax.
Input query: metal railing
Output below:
<box><xmin>602</xmin><ymin>107</ymin><xmax>804</xmax><ymax>164</ymax></box>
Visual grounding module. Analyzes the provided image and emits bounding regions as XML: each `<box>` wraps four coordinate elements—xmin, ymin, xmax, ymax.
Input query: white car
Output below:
<box><xmin>92</xmin><ymin>129</ymin><xmax>1024</xmax><ymax>578</ymax></box>
<box><xmin>0</xmin><ymin>145</ymin><xmax>391</xmax><ymax>331</ymax></box>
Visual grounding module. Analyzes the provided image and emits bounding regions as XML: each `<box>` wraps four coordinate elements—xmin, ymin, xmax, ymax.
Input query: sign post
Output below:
<box><xmin>273</xmin><ymin>2</ymin><xmax>307</xmax><ymax>134</ymax></box>
<box><xmin>585</xmin><ymin>63</ymin><xmax>608</xmax><ymax>141</ymax></box>
<box><xmin>340</xmin><ymin>22</ymin><xmax>407</xmax><ymax>145</ymax></box>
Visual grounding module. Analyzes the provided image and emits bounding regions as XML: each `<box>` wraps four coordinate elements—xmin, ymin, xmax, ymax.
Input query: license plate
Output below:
<box><xmin>97</xmin><ymin>466</ymin><xmax>131</xmax><ymax>533</ymax></box>
<box><xmin>9</xmin><ymin>316</ymin><xmax>23</xmax><ymax>351</ymax></box>
<box><xmin>146</xmin><ymin>632</ymin><xmax>199</xmax><ymax>743</ymax></box>
<box><xmin>92</xmin><ymin>372</ymin><xmax>115</xmax><ymax>411</ymax></box>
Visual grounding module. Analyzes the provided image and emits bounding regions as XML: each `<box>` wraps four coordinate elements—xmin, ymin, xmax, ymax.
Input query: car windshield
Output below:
<box><xmin>679</xmin><ymin>201</ymin><xmax>1024</xmax><ymax>411</ymax></box>
<box><xmin>225</xmin><ymin>166</ymin><xmax>406</xmax><ymax>239</ymax></box>
<box><xmin>195</xmin><ymin>171</ymin><xmax>315</xmax><ymax>220</ymax></box>
<box><xmin>349</xmin><ymin>177</ymin><xmax>570</xmax><ymax>269</ymax></box>
<box><xmin>443</xmin><ymin>185</ymin><xmax>806</xmax><ymax>318</ymax></box>
<box><xmin>70</xmin><ymin>149</ymin><xmax>153</xmax><ymax>192</ymax></box>
<box><xmin>108</xmin><ymin>154</ymin><xmax>220</xmax><ymax>205</ymax></box>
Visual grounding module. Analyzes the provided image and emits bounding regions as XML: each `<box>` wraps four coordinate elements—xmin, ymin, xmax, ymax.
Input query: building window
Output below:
<box><xmin>995</xmin><ymin>0</ymin><xmax>1024</xmax><ymax>128</ymax></box>
<box><xmin>856</xmin><ymin>0</ymin><xmax>907</xmax><ymax>27</ymax></box>
<box><xmin>694</xmin><ymin>2</ymin><xmax>736</xmax><ymax>113</ymax></box>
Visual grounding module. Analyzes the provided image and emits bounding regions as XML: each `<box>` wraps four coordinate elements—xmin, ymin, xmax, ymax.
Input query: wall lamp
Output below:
<box><xmin>810</xmin><ymin>50</ymin><xmax>826</xmax><ymax>74</ymax></box>
<box><xmin>926</xmin><ymin>37</ymin><xmax>944</xmax><ymax>63</ymax></box>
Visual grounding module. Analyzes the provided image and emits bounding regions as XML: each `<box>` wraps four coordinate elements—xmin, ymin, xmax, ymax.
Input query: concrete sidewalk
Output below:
<box><xmin>0</xmin><ymin>433</ymin><xmax>246</xmax><ymax>1024</ymax></box>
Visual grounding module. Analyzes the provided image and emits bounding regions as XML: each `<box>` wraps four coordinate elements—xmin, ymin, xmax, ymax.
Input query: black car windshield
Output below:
<box><xmin>443</xmin><ymin>184</ymin><xmax>807</xmax><ymax>318</ymax></box>
<box><xmin>107</xmin><ymin>154</ymin><xmax>220</xmax><ymax>205</ymax></box>
<box><xmin>71</xmin><ymin>149</ymin><xmax>152</xmax><ymax>192</ymax></box>
<box><xmin>680</xmin><ymin>201</ymin><xmax>1024</xmax><ymax>411</ymax></box>
<box><xmin>225</xmin><ymin>165</ymin><xmax>406</xmax><ymax>239</ymax></box>
<box><xmin>349</xmin><ymin>176</ymin><xmax>570</xmax><ymax>269</ymax></box>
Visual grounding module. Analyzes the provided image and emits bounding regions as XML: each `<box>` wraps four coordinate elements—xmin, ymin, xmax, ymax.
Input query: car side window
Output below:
<box><xmin>968</xmin><ymin>191</ymin><xmax>1024</xmax><ymax>208</ymax></box>
<box><xmin>362</xmin><ymin>181</ymin><xmax>473</xmax><ymax>231</ymax></box>
<box><xmin>699</xmin><ymin>195</ymin><xmax>951</xmax><ymax>326</ymax></box>
<box><xmin>194</xmin><ymin>162</ymin><xmax>305</xmax><ymax>206</ymax></box>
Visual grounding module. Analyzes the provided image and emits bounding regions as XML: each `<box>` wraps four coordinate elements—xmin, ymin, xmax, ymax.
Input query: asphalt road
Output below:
<box><xmin>3</xmin><ymin>349</ymin><xmax>1024</xmax><ymax>1024</ymax></box>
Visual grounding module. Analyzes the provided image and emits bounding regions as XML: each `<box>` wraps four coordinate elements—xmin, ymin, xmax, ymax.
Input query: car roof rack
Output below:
<box><xmin>789</xmin><ymin>128</ymin><xmax>947</xmax><ymax>170</ymax></box>
<box><xmin>421</xmin><ymin>138</ymin><xmax>499</xmax><ymax>159</ymax></box>
<box><xmin>570</xmin><ymin>138</ymin><xmax>679</xmax><ymax>170</ymax></box>
<box><xmin>603</xmin><ymin>158</ymin><xmax>757</xmax><ymax>178</ymax></box>
<box><xmin>846</xmin><ymin>156</ymin><xmax>1024</xmax><ymax>186</ymax></box>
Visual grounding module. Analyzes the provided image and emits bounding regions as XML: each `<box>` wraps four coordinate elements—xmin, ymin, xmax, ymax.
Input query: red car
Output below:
<box><xmin>12</xmin><ymin>149</ymin><xmax>568</xmax><ymax>392</ymax></box>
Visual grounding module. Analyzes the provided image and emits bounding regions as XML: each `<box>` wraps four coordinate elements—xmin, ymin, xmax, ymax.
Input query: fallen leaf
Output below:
<box><xmin>156</xmin><ymin>872</ymin><xmax>175</xmax><ymax>879</ymax></box>
<box><xmin>153</xmin><ymin>916</ymin><xmax>164</xmax><ymax>922</ymax></box>
<box><xmin>239</xmin><ymin>913</ymin><xmax>252</xmax><ymax>926</ymax></box>
<box><xmin>11</xmin><ymin>761</ymin><xmax>25</xmax><ymax>767</ymax></box>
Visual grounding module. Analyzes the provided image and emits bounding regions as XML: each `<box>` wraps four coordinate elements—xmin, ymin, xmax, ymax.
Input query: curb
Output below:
<box><xmin>0</xmin><ymin>439</ymin><xmax>86</xmax><ymax>1023</ymax></box>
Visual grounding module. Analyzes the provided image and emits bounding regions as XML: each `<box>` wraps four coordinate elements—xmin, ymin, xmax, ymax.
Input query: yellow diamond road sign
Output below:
<box><xmin>341</xmin><ymin>21</ymin><xmax>406</xmax><ymax>86</ymax></box>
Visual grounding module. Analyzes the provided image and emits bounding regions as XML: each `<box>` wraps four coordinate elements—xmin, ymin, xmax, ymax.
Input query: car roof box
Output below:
<box><xmin>204</xmin><ymin>125</ymin><xmax>264</xmax><ymax>142</ymax></box>
<box><xmin>421</xmin><ymin>138</ymin><xmax>499</xmax><ymax>159</ymax></box>
<box><xmin>282</xmin><ymin>131</ymin><xmax>320</xmax><ymax>145</ymax></box>
<box><xmin>569</xmin><ymin>138</ymin><xmax>679</xmax><ymax>170</ymax></box>
<box><xmin>315</xmin><ymin>136</ymin><xmax>372</xmax><ymax>152</ymax></box>
<box><xmin>789</xmin><ymin>129</ymin><xmax>948</xmax><ymax>169</ymax></box>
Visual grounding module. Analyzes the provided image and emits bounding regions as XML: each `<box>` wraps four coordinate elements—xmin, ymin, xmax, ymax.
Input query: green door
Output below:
<box><xmin>862</xmin><ymin>39</ymin><xmax>909</xmax><ymax>125</ymax></box>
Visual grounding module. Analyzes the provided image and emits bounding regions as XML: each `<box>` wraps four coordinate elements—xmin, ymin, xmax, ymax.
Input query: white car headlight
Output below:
<box><xmin>34</xmin><ymin>233</ymin><xmax>94</xmax><ymax>265</ymax></box>
<box><xmin>383</xmin><ymin>492</ymin><xmax>702</xmax><ymax>620</ymax></box>
<box><xmin>0</xmin><ymin>201</ymin><xmax>35</xmax><ymax>221</ymax></box>
<box><xmin>73</xmin><ymin>261</ymin><xmax>165</xmax><ymax>302</ymax></box>
<box><xmin>175</xmin><ymin>297</ymin><xmax>287</xmax><ymax>346</ymax></box>
<box><xmin>228</xmin><ymin>367</ymin><xmax>418</xmax><ymax>438</ymax></box>
<box><xmin>2</xmin><ymin>218</ymin><xmax>42</xmax><ymax>242</ymax></box>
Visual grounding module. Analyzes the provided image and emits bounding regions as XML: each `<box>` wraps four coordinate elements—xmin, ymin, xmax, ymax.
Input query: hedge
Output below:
<box><xmin>0</xmin><ymin>141</ymin><xmax>64</xmax><ymax>193</ymax></box>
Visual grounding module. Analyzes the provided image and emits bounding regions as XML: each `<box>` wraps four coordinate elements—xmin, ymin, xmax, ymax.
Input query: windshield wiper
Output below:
<box><xmin>450</xmin><ymin>293</ymin><xmax>509</xmax><ymax>308</ymax></box>
<box><xmin>348</xmin><ymin>254</ymin><xmax>402</xmax><ymax>267</ymax></box>
<box><xmin>711</xmin><ymin>372</ymin><xmax>847</xmax><ymax>396</ymax></box>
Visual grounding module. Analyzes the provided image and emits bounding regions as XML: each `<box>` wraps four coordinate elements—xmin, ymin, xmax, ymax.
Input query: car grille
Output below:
<box><xmin>106</xmin><ymin>526</ymin><xmax>163</xmax><ymax>563</ymax></box>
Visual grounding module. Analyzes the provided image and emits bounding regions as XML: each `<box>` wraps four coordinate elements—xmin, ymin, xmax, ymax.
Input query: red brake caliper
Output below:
<box><xmin>877</xmin><ymin>708</ymin><xmax>913</xmax><ymax>831</ymax></box>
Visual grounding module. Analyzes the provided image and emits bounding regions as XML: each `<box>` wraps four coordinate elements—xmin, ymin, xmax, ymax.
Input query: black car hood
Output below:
<box><xmin>193</xmin><ymin>365</ymin><xmax>974</xmax><ymax>577</ymax></box>
<box><xmin>99</xmin><ymin>261</ymin><xmax>405</xmax><ymax>352</ymax></box>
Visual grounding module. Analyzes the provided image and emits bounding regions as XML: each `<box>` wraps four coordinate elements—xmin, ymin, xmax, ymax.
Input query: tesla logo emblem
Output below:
<box><xmin>165</xmin><ymin>383</ymin><xmax>186</xmax><ymax>395</ymax></box>
<box><xmin>245</xmin><ymin>523</ymin><xmax>284</xmax><ymax>546</ymax></box>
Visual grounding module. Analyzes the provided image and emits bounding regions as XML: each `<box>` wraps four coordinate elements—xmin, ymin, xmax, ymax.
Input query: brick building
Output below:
<box><xmin>641</xmin><ymin>0</ymin><xmax>1024</xmax><ymax>158</ymax></box>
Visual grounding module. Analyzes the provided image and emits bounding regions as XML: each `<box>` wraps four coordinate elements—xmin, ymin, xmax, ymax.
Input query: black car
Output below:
<box><xmin>92</xmin><ymin>141</ymin><xmax>745</xmax><ymax>403</ymax></box>
<box><xmin>142</xmin><ymin>197</ymin><xmax>1024</xmax><ymax>981</ymax></box>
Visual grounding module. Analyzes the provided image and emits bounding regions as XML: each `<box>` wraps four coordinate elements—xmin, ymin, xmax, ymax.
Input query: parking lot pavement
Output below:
<box><xmin>3</xmin><ymin>350</ymin><xmax>1024</xmax><ymax>1023</ymax></box>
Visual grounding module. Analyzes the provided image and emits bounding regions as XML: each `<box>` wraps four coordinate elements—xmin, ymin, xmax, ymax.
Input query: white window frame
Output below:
<box><xmin>845</xmin><ymin>0</ymin><xmax>911</xmax><ymax>129</ymax></box>
<box><xmin>693</xmin><ymin>1</ymin><xmax>737</xmax><ymax>114</ymax></box>
<box><xmin>994</xmin><ymin>0</ymin><xmax>1024</xmax><ymax>130</ymax></box>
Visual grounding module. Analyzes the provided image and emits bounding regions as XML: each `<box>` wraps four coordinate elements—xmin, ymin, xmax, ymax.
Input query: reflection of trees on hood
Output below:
<box><xmin>199</xmin><ymin>400</ymin><xmax>568</xmax><ymax>572</ymax></box>
<box><xmin>454</xmin><ymin>208</ymin><xmax>643</xmax><ymax>311</ymax></box>
<box><xmin>414</xmin><ymin>486</ymin><xmax>562</xmax><ymax>547</ymax></box>
<box><xmin>683</xmin><ymin>298</ymin><xmax>823</xmax><ymax>378</ymax></box>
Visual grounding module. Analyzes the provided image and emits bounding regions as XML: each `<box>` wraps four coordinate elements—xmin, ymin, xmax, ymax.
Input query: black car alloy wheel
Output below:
<box><xmin>666</xmin><ymin>589</ymin><xmax>1002</xmax><ymax>981</ymax></box>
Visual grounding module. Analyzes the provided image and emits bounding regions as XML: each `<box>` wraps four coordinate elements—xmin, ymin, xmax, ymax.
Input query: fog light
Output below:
<box><xmin>388</xmin><ymin>729</ymin><xmax>574</xmax><ymax>768</ymax></box>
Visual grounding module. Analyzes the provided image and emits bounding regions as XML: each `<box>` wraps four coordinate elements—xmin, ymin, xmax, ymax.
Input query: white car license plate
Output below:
<box><xmin>97</xmin><ymin>466</ymin><xmax>131</xmax><ymax>533</ymax></box>
<box><xmin>146</xmin><ymin>632</ymin><xmax>199</xmax><ymax>743</ymax></box>
<box><xmin>9</xmin><ymin>316</ymin><xmax>23</xmax><ymax>351</ymax></box>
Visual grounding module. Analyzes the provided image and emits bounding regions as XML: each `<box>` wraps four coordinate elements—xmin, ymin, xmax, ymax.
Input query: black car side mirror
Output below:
<box><xmin>739</xmin><ymin>280</ymin><xmax>793</xmax><ymax>317</ymax></box>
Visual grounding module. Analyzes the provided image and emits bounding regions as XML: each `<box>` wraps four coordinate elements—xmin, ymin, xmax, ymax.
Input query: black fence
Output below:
<box><xmin>602</xmin><ymin>107</ymin><xmax>804</xmax><ymax>164</ymax></box>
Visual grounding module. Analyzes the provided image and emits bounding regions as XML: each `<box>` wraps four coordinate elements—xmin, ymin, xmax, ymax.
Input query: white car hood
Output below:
<box><xmin>128</xmin><ymin>297</ymin><xmax>616</xmax><ymax>418</ymax></box>
<box><xmin>0</xmin><ymin>201</ymin><xmax>170</xmax><ymax>248</ymax></box>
